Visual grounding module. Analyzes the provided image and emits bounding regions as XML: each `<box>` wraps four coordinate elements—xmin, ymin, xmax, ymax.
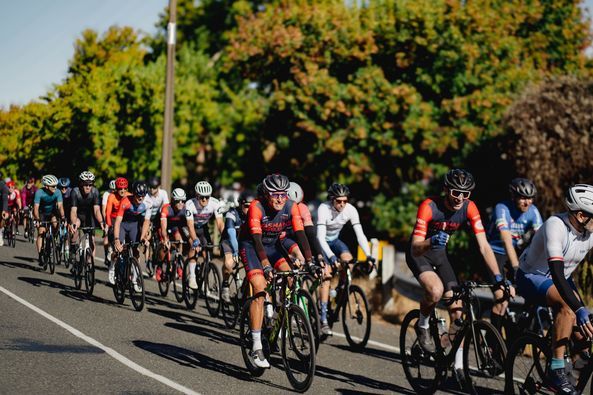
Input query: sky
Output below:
<box><xmin>0</xmin><ymin>0</ymin><xmax>592</xmax><ymax>109</ymax></box>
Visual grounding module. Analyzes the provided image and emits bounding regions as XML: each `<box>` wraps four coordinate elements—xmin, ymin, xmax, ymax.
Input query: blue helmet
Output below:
<box><xmin>58</xmin><ymin>177</ymin><xmax>71</xmax><ymax>188</ymax></box>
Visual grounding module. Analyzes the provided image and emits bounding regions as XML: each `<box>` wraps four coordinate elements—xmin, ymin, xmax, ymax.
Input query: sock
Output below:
<box><xmin>551</xmin><ymin>357</ymin><xmax>565</xmax><ymax>370</ymax></box>
<box><xmin>320</xmin><ymin>302</ymin><xmax>328</xmax><ymax>323</ymax></box>
<box><xmin>189</xmin><ymin>261</ymin><xmax>196</xmax><ymax>277</ymax></box>
<box><xmin>490</xmin><ymin>313</ymin><xmax>503</xmax><ymax>331</ymax></box>
<box><xmin>455</xmin><ymin>347</ymin><xmax>463</xmax><ymax>369</ymax></box>
<box><xmin>252</xmin><ymin>330</ymin><xmax>262</xmax><ymax>351</ymax></box>
<box><xmin>418</xmin><ymin>311</ymin><xmax>430</xmax><ymax>329</ymax></box>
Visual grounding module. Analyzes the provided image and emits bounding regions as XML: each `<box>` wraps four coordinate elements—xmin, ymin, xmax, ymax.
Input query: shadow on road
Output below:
<box><xmin>0</xmin><ymin>259</ymin><xmax>44</xmax><ymax>272</ymax></box>
<box><xmin>328</xmin><ymin>343</ymin><xmax>401</xmax><ymax>364</ymax></box>
<box><xmin>147</xmin><ymin>305</ymin><xmax>229</xmax><ymax>331</ymax></box>
<box><xmin>314</xmin><ymin>363</ymin><xmax>415</xmax><ymax>394</ymax></box>
<box><xmin>0</xmin><ymin>338</ymin><xmax>104</xmax><ymax>354</ymax></box>
<box><xmin>164</xmin><ymin>322</ymin><xmax>240</xmax><ymax>346</ymax></box>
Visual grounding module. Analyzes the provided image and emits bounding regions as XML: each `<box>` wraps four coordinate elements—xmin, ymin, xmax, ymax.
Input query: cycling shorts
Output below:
<box><xmin>239</xmin><ymin>240</ymin><xmax>287</xmax><ymax>280</ymax></box>
<box><xmin>515</xmin><ymin>269</ymin><xmax>577</xmax><ymax>307</ymax></box>
<box><xmin>405</xmin><ymin>247</ymin><xmax>458</xmax><ymax>292</ymax></box>
<box><xmin>321</xmin><ymin>238</ymin><xmax>350</xmax><ymax>261</ymax></box>
<box><xmin>195</xmin><ymin>226</ymin><xmax>212</xmax><ymax>248</ymax></box>
<box><xmin>221</xmin><ymin>239</ymin><xmax>234</xmax><ymax>255</ymax></box>
<box><xmin>40</xmin><ymin>211</ymin><xmax>60</xmax><ymax>223</ymax></box>
<box><xmin>76</xmin><ymin>213</ymin><xmax>95</xmax><ymax>228</ymax></box>
<box><xmin>279</xmin><ymin>237</ymin><xmax>299</xmax><ymax>256</ymax></box>
<box><xmin>119</xmin><ymin>221</ymin><xmax>141</xmax><ymax>243</ymax></box>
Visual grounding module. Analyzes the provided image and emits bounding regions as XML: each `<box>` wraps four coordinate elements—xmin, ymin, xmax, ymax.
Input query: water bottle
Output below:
<box><xmin>437</xmin><ymin>317</ymin><xmax>450</xmax><ymax>349</ymax></box>
<box><xmin>449</xmin><ymin>318</ymin><xmax>463</xmax><ymax>344</ymax></box>
<box><xmin>265</xmin><ymin>295</ymin><xmax>274</xmax><ymax>322</ymax></box>
<box><xmin>329</xmin><ymin>288</ymin><xmax>337</xmax><ymax>300</ymax></box>
<box><xmin>236</xmin><ymin>277</ymin><xmax>243</xmax><ymax>299</ymax></box>
<box><xmin>64</xmin><ymin>243</ymin><xmax>69</xmax><ymax>260</ymax></box>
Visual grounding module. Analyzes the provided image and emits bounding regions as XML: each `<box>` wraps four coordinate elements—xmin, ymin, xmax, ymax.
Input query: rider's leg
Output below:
<box><xmin>490</xmin><ymin>253</ymin><xmax>509</xmax><ymax>333</ymax></box>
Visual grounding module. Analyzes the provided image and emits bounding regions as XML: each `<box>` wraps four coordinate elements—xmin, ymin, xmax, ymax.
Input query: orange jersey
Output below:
<box><xmin>105</xmin><ymin>192</ymin><xmax>131</xmax><ymax>226</ymax></box>
<box><xmin>244</xmin><ymin>199</ymin><xmax>304</xmax><ymax>244</ymax></box>
<box><xmin>412</xmin><ymin>197</ymin><xmax>484</xmax><ymax>239</ymax></box>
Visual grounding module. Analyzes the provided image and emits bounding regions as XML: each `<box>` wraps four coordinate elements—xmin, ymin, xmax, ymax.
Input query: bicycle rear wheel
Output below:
<box><xmin>239</xmin><ymin>299</ymin><xmax>266</xmax><ymax>377</ymax></box>
<box><xmin>296</xmin><ymin>288</ymin><xmax>320</xmax><ymax>353</ymax></box>
<box><xmin>504</xmin><ymin>334</ymin><xmax>550</xmax><ymax>395</ymax></box>
<box><xmin>341</xmin><ymin>284</ymin><xmax>371</xmax><ymax>351</ymax></box>
<box><xmin>84</xmin><ymin>249</ymin><xmax>95</xmax><ymax>296</ymax></box>
<box><xmin>282</xmin><ymin>304</ymin><xmax>316</xmax><ymax>392</ymax></box>
<box><xmin>399</xmin><ymin>309</ymin><xmax>443</xmax><ymax>394</ymax></box>
<box><xmin>182</xmin><ymin>260</ymin><xmax>198</xmax><ymax>309</ymax></box>
<box><xmin>204</xmin><ymin>262</ymin><xmax>222</xmax><ymax>317</ymax></box>
<box><xmin>129</xmin><ymin>258</ymin><xmax>145</xmax><ymax>311</ymax></box>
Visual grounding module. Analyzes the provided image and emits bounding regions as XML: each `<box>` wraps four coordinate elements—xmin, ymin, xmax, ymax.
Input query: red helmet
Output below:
<box><xmin>6</xmin><ymin>181</ymin><xmax>14</xmax><ymax>188</ymax></box>
<box><xmin>115</xmin><ymin>177</ymin><xmax>128</xmax><ymax>189</ymax></box>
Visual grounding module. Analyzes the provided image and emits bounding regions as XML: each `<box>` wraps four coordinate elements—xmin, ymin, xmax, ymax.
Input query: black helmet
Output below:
<box><xmin>510</xmin><ymin>178</ymin><xmax>537</xmax><ymax>198</ymax></box>
<box><xmin>444</xmin><ymin>169</ymin><xmax>475</xmax><ymax>191</ymax></box>
<box><xmin>262</xmin><ymin>174</ymin><xmax>290</xmax><ymax>193</ymax></box>
<box><xmin>327</xmin><ymin>183</ymin><xmax>350</xmax><ymax>200</ymax></box>
<box><xmin>58</xmin><ymin>177</ymin><xmax>71</xmax><ymax>188</ymax></box>
<box><xmin>132</xmin><ymin>181</ymin><xmax>148</xmax><ymax>197</ymax></box>
<box><xmin>256</xmin><ymin>183</ymin><xmax>265</xmax><ymax>199</ymax></box>
<box><xmin>239</xmin><ymin>190</ymin><xmax>256</xmax><ymax>205</ymax></box>
<box><xmin>147</xmin><ymin>176</ymin><xmax>160</xmax><ymax>188</ymax></box>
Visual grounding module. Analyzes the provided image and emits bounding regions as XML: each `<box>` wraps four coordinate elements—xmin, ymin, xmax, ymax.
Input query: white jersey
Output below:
<box><xmin>145</xmin><ymin>189</ymin><xmax>169</xmax><ymax>218</ymax></box>
<box><xmin>102</xmin><ymin>191</ymin><xmax>110</xmax><ymax>208</ymax></box>
<box><xmin>316</xmin><ymin>201</ymin><xmax>371</xmax><ymax>258</ymax></box>
<box><xmin>519</xmin><ymin>212</ymin><xmax>593</xmax><ymax>278</ymax></box>
<box><xmin>185</xmin><ymin>197</ymin><xmax>224</xmax><ymax>228</ymax></box>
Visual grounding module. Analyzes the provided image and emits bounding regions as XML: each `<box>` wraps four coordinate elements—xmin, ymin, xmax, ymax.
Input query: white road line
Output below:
<box><xmin>332</xmin><ymin>331</ymin><xmax>400</xmax><ymax>353</ymax></box>
<box><xmin>0</xmin><ymin>285</ymin><xmax>200</xmax><ymax>395</ymax></box>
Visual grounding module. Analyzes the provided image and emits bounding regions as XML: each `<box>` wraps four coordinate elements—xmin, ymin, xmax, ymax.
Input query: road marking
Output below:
<box><xmin>332</xmin><ymin>331</ymin><xmax>400</xmax><ymax>353</ymax></box>
<box><xmin>0</xmin><ymin>285</ymin><xmax>200</xmax><ymax>395</ymax></box>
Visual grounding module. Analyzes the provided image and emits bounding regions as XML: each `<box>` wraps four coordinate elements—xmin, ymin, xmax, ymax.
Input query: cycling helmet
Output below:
<box><xmin>444</xmin><ymin>169</ymin><xmax>475</xmax><ymax>191</ymax></box>
<box><xmin>327</xmin><ymin>183</ymin><xmax>350</xmax><ymax>200</ymax></box>
<box><xmin>510</xmin><ymin>178</ymin><xmax>537</xmax><ymax>198</ymax></box>
<box><xmin>79</xmin><ymin>171</ymin><xmax>95</xmax><ymax>182</ymax></box>
<box><xmin>58</xmin><ymin>177</ymin><xmax>71</xmax><ymax>188</ymax></box>
<box><xmin>239</xmin><ymin>190</ymin><xmax>256</xmax><ymax>205</ymax></box>
<box><xmin>565</xmin><ymin>184</ymin><xmax>593</xmax><ymax>216</ymax></box>
<box><xmin>42</xmin><ymin>174</ymin><xmax>58</xmax><ymax>187</ymax></box>
<box><xmin>132</xmin><ymin>181</ymin><xmax>148</xmax><ymax>197</ymax></box>
<box><xmin>287</xmin><ymin>182</ymin><xmax>304</xmax><ymax>204</ymax></box>
<box><xmin>194</xmin><ymin>181</ymin><xmax>213</xmax><ymax>196</ymax></box>
<box><xmin>115</xmin><ymin>177</ymin><xmax>128</xmax><ymax>189</ymax></box>
<box><xmin>109</xmin><ymin>179</ymin><xmax>116</xmax><ymax>190</ymax></box>
<box><xmin>256</xmin><ymin>183</ymin><xmax>265</xmax><ymax>198</ymax></box>
<box><xmin>262</xmin><ymin>174</ymin><xmax>290</xmax><ymax>193</ymax></box>
<box><xmin>148</xmin><ymin>176</ymin><xmax>160</xmax><ymax>188</ymax></box>
<box><xmin>171</xmin><ymin>188</ymin><xmax>187</xmax><ymax>201</ymax></box>
<box><xmin>6</xmin><ymin>180</ymin><xmax>15</xmax><ymax>188</ymax></box>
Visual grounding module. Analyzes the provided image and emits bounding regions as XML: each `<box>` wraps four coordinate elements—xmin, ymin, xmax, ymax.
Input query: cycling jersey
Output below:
<box><xmin>243</xmin><ymin>199</ymin><xmax>304</xmax><ymax>245</ymax></box>
<box><xmin>160</xmin><ymin>203</ymin><xmax>187</xmax><ymax>230</ymax></box>
<box><xmin>101</xmin><ymin>190</ymin><xmax>110</xmax><ymax>210</ymax></box>
<box><xmin>105</xmin><ymin>192</ymin><xmax>131</xmax><ymax>226</ymax></box>
<box><xmin>20</xmin><ymin>185</ymin><xmax>38</xmax><ymax>208</ymax></box>
<box><xmin>71</xmin><ymin>186</ymin><xmax>100</xmax><ymax>221</ymax></box>
<box><xmin>317</xmin><ymin>201</ymin><xmax>371</xmax><ymax>259</ymax></box>
<box><xmin>412</xmin><ymin>197</ymin><xmax>485</xmax><ymax>239</ymax></box>
<box><xmin>221</xmin><ymin>207</ymin><xmax>246</xmax><ymax>255</ymax></box>
<box><xmin>34</xmin><ymin>188</ymin><xmax>63</xmax><ymax>216</ymax></box>
<box><xmin>145</xmin><ymin>188</ymin><xmax>169</xmax><ymax>218</ymax></box>
<box><xmin>519</xmin><ymin>213</ymin><xmax>593</xmax><ymax>278</ymax></box>
<box><xmin>487</xmin><ymin>200</ymin><xmax>543</xmax><ymax>255</ymax></box>
<box><xmin>7</xmin><ymin>189</ymin><xmax>21</xmax><ymax>209</ymax></box>
<box><xmin>185</xmin><ymin>197</ymin><xmax>223</xmax><ymax>228</ymax></box>
<box><xmin>62</xmin><ymin>188</ymin><xmax>73</xmax><ymax>219</ymax></box>
<box><xmin>116</xmin><ymin>197</ymin><xmax>152</xmax><ymax>223</ymax></box>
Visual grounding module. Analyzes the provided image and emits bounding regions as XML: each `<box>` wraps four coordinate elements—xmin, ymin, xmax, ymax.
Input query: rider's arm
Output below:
<box><xmin>291</xmin><ymin>203</ymin><xmax>312</xmax><ymax>262</ymax></box>
<box><xmin>140</xmin><ymin>219</ymin><xmax>150</xmax><ymax>241</ymax></box>
<box><xmin>494</xmin><ymin>203</ymin><xmax>520</xmax><ymax>267</ymax></box>
<box><xmin>500</xmin><ymin>230</ymin><xmax>520</xmax><ymax>268</ymax></box>
<box><xmin>105</xmin><ymin>195</ymin><xmax>114</xmax><ymax>227</ymax></box>
<box><xmin>56</xmin><ymin>190</ymin><xmax>64</xmax><ymax>218</ymax></box>
<box><xmin>185</xmin><ymin>203</ymin><xmax>198</xmax><ymax>241</ymax></box>
<box><xmin>410</xmin><ymin>199</ymin><xmax>434</xmax><ymax>257</ymax></box>
<box><xmin>316</xmin><ymin>203</ymin><xmax>336</xmax><ymax>260</ymax></box>
<box><xmin>468</xmin><ymin>201</ymin><xmax>501</xmax><ymax>278</ymax></box>
<box><xmin>348</xmin><ymin>205</ymin><xmax>372</xmax><ymax>257</ymax></box>
<box><xmin>33</xmin><ymin>204</ymin><xmax>40</xmax><ymax>220</ymax></box>
<box><xmin>16</xmin><ymin>191</ymin><xmax>22</xmax><ymax>210</ymax></box>
<box><xmin>70</xmin><ymin>206</ymin><xmax>78</xmax><ymax>226</ymax></box>
<box><xmin>248</xmin><ymin>202</ymin><xmax>269</xmax><ymax>264</ymax></box>
<box><xmin>113</xmin><ymin>216</ymin><xmax>122</xmax><ymax>244</ymax></box>
<box><xmin>93</xmin><ymin>204</ymin><xmax>102</xmax><ymax>225</ymax></box>
<box><xmin>101</xmin><ymin>192</ymin><xmax>109</xmax><ymax>219</ymax></box>
<box><xmin>549</xmin><ymin>260</ymin><xmax>583</xmax><ymax>312</ymax></box>
<box><xmin>304</xmin><ymin>225</ymin><xmax>323</xmax><ymax>257</ymax></box>
<box><xmin>160</xmin><ymin>205</ymin><xmax>169</xmax><ymax>242</ymax></box>
<box><xmin>225</xmin><ymin>213</ymin><xmax>239</xmax><ymax>255</ymax></box>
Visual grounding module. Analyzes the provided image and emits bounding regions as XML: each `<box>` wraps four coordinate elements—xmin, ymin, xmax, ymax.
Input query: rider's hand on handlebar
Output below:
<box><xmin>114</xmin><ymin>239</ymin><xmax>123</xmax><ymax>253</ymax></box>
<box><xmin>576</xmin><ymin>307</ymin><xmax>593</xmax><ymax>339</ymax></box>
<box><xmin>263</xmin><ymin>263</ymin><xmax>274</xmax><ymax>281</ymax></box>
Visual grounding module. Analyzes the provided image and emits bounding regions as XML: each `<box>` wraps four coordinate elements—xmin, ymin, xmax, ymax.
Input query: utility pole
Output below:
<box><xmin>161</xmin><ymin>0</ymin><xmax>177</xmax><ymax>192</ymax></box>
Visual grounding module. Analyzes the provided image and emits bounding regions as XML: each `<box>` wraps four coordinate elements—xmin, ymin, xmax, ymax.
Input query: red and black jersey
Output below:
<box><xmin>412</xmin><ymin>196</ymin><xmax>485</xmax><ymax>239</ymax></box>
<box><xmin>240</xmin><ymin>199</ymin><xmax>304</xmax><ymax>245</ymax></box>
<box><xmin>160</xmin><ymin>203</ymin><xmax>187</xmax><ymax>229</ymax></box>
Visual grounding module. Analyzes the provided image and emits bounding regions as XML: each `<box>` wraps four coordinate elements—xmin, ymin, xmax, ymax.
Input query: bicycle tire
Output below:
<box><xmin>341</xmin><ymin>284</ymin><xmax>371</xmax><ymax>351</ymax></box>
<box><xmin>182</xmin><ymin>259</ymin><xmax>199</xmax><ymax>310</ymax></box>
<box><xmin>84</xmin><ymin>249</ymin><xmax>95</xmax><ymax>296</ymax></box>
<box><xmin>239</xmin><ymin>298</ymin><xmax>267</xmax><ymax>377</ymax></box>
<box><xmin>204</xmin><ymin>262</ymin><xmax>222</xmax><ymax>317</ymax></box>
<box><xmin>52</xmin><ymin>235</ymin><xmax>60</xmax><ymax>267</ymax></box>
<box><xmin>113</xmin><ymin>259</ymin><xmax>126</xmax><ymax>304</ymax></box>
<box><xmin>173</xmin><ymin>256</ymin><xmax>184</xmax><ymax>303</ymax></box>
<box><xmin>157</xmin><ymin>258</ymin><xmax>170</xmax><ymax>297</ymax></box>
<box><xmin>73</xmin><ymin>256</ymin><xmax>83</xmax><ymax>290</ymax></box>
<box><xmin>296</xmin><ymin>288</ymin><xmax>320</xmax><ymax>353</ymax></box>
<box><xmin>222</xmin><ymin>275</ymin><xmax>240</xmax><ymax>329</ymax></box>
<box><xmin>47</xmin><ymin>235</ymin><xmax>56</xmax><ymax>274</ymax></box>
<box><xmin>129</xmin><ymin>258</ymin><xmax>145</xmax><ymax>311</ymax></box>
<box><xmin>302</xmin><ymin>275</ymin><xmax>318</xmax><ymax>304</ymax></box>
<box><xmin>399</xmin><ymin>309</ymin><xmax>443</xmax><ymax>394</ymax></box>
<box><xmin>504</xmin><ymin>333</ymin><xmax>550</xmax><ymax>395</ymax></box>
<box><xmin>462</xmin><ymin>319</ymin><xmax>507</xmax><ymax>393</ymax></box>
<box><xmin>282</xmin><ymin>304</ymin><xmax>316</xmax><ymax>392</ymax></box>
<box><xmin>10</xmin><ymin>219</ymin><xmax>17</xmax><ymax>247</ymax></box>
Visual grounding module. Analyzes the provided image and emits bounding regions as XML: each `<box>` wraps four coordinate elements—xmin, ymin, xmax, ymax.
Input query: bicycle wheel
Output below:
<box><xmin>463</xmin><ymin>319</ymin><xmax>507</xmax><ymax>393</ymax></box>
<box><xmin>172</xmin><ymin>256</ymin><xmax>184</xmax><ymax>303</ymax></box>
<box><xmin>53</xmin><ymin>235</ymin><xmax>60</xmax><ymax>266</ymax></box>
<box><xmin>282</xmin><ymin>304</ymin><xmax>316</xmax><ymax>392</ymax></box>
<box><xmin>84</xmin><ymin>249</ymin><xmax>95</xmax><ymax>296</ymax></box>
<box><xmin>239</xmin><ymin>299</ymin><xmax>266</xmax><ymax>377</ymax></box>
<box><xmin>113</xmin><ymin>259</ymin><xmax>126</xmax><ymax>304</ymax></box>
<box><xmin>157</xmin><ymin>259</ymin><xmax>170</xmax><ymax>297</ymax></box>
<box><xmin>129</xmin><ymin>258</ymin><xmax>145</xmax><ymax>311</ymax></box>
<box><xmin>182</xmin><ymin>260</ymin><xmax>198</xmax><ymax>309</ymax></box>
<box><xmin>400</xmin><ymin>309</ymin><xmax>443</xmax><ymax>394</ymax></box>
<box><xmin>204</xmin><ymin>262</ymin><xmax>222</xmax><ymax>317</ymax></box>
<box><xmin>296</xmin><ymin>288</ymin><xmax>320</xmax><ymax>353</ymax></box>
<box><xmin>504</xmin><ymin>334</ymin><xmax>550</xmax><ymax>394</ymax></box>
<box><xmin>341</xmin><ymin>284</ymin><xmax>371</xmax><ymax>351</ymax></box>
<box><xmin>302</xmin><ymin>275</ymin><xmax>318</xmax><ymax>304</ymax></box>
<box><xmin>222</xmin><ymin>274</ymin><xmax>240</xmax><ymax>329</ymax></box>
<box><xmin>10</xmin><ymin>219</ymin><xmax>17</xmax><ymax>247</ymax></box>
<box><xmin>47</xmin><ymin>236</ymin><xmax>56</xmax><ymax>274</ymax></box>
<box><xmin>73</xmin><ymin>256</ymin><xmax>83</xmax><ymax>290</ymax></box>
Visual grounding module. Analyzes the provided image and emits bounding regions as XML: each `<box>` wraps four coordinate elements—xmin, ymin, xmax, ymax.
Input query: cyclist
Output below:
<box><xmin>105</xmin><ymin>177</ymin><xmax>132</xmax><ymax>281</ymax></box>
<box><xmin>316</xmin><ymin>183</ymin><xmax>376</xmax><ymax>336</ymax></box>
<box><xmin>6</xmin><ymin>180</ymin><xmax>22</xmax><ymax>234</ymax></box>
<box><xmin>21</xmin><ymin>176</ymin><xmax>38</xmax><ymax>239</ymax></box>
<box><xmin>220</xmin><ymin>190</ymin><xmax>255</xmax><ymax>302</ymax></box>
<box><xmin>156</xmin><ymin>188</ymin><xmax>188</xmax><ymax>282</ymax></box>
<box><xmin>406</xmin><ymin>169</ymin><xmax>509</xmax><ymax>382</ymax></box>
<box><xmin>240</xmin><ymin>174</ymin><xmax>314</xmax><ymax>368</ymax></box>
<box><xmin>486</xmin><ymin>178</ymin><xmax>543</xmax><ymax>336</ymax></box>
<box><xmin>516</xmin><ymin>184</ymin><xmax>593</xmax><ymax>394</ymax></box>
<box><xmin>145</xmin><ymin>176</ymin><xmax>170</xmax><ymax>273</ymax></box>
<box><xmin>0</xmin><ymin>177</ymin><xmax>10</xmax><ymax>246</ymax></box>
<box><xmin>33</xmin><ymin>175</ymin><xmax>65</xmax><ymax>264</ymax></box>
<box><xmin>101</xmin><ymin>179</ymin><xmax>116</xmax><ymax>266</ymax></box>
<box><xmin>58</xmin><ymin>178</ymin><xmax>72</xmax><ymax>223</ymax></box>
<box><xmin>112</xmin><ymin>181</ymin><xmax>152</xmax><ymax>289</ymax></box>
<box><xmin>184</xmin><ymin>180</ymin><xmax>224</xmax><ymax>290</ymax></box>
<box><xmin>69</xmin><ymin>171</ymin><xmax>103</xmax><ymax>257</ymax></box>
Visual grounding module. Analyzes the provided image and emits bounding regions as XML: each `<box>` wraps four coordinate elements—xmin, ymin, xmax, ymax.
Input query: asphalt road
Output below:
<box><xmin>0</xmin><ymin>234</ymin><xmax>473</xmax><ymax>394</ymax></box>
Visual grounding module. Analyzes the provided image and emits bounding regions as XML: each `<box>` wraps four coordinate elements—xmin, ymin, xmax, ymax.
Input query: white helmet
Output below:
<box><xmin>565</xmin><ymin>184</ymin><xmax>593</xmax><ymax>216</ymax></box>
<box><xmin>194</xmin><ymin>181</ymin><xmax>213</xmax><ymax>196</ymax></box>
<box><xmin>79</xmin><ymin>171</ymin><xmax>95</xmax><ymax>182</ymax></box>
<box><xmin>42</xmin><ymin>174</ymin><xmax>58</xmax><ymax>187</ymax></box>
<box><xmin>109</xmin><ymin>179</ymin><xmax>116</xmax><ymax>190</ymax></box>
<box><xmin>287</xmin><ymin>182</ymin><xmax>304</xmax><ymax>204</ymax></box>
<box><xmin>172</xmin><ymin>188</ymin><xmax>187</xmax><ymax>201</ymax></box>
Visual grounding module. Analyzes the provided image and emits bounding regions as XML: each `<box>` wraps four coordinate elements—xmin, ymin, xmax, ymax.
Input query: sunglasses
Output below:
<box><xmin>198</xmin><ymin>195</ymin><xmax>210</xmax><ymax>201</ymax></box>
<box><xmin>82</xmin><ymin>183</ymin><xmax>93</xmax><ymax>187</ymax></box>
<box><xmin>268</xmin><ymin>192</ymin><xmax>288</xmax><ymax>200</ymax></box>
<box><xmin>449</xmin><ymin>189</ymin><xmax>471</xmax><ymax>199</ymax></box>
<box><xmin>334</xmin><ymin>198</ymin><xmax>348</xmax><ymax>204</ymax></box>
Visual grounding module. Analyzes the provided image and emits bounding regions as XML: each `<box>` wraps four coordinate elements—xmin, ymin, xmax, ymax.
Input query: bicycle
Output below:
<box><xmin>239</xmin><ymin>269</ymin><xmax>316</xmax><ymax>392</ymax></box>
<box><xmin>112</xmin><ymin>241</ymin><xmax>145</xmax><ymax>312</ymax></box>
<box><xmin>221</xmin><ymin>256</ymin><xmax>246</xmax><ymax>329</ymax></box>
<box><xmin>24</xmin><ymin>208</ymin><xmax>35</xmax><ymax>243</ymax></box>
<box><xmin>72</xmin><ymin>227</ymin><xmax>97</xmax><ymax>295</ymax></box>
<box><xmin>400</xmin><ymin>281</ymin><xmax>507</xmax><ymax>394</ymax></box>
<box><xmin>304</xmin><ymin>259</ymin><xmax>371</xmax><ymax>351</ymax></box>
<box><xmin>182</xmin><ymin>243</ymin><xmax>222</xmax><ymax>317</ymax></box>
<box><xmin>144</xmin><ymin>223</ymin><xmax>159</xmax><ymax>277</ymax></box>
<box><xmin>156</xmin><ymin>239</ymin><xmax>185</xmax><ymax>303</ymax></box>
<box><xmin>38</xmin><ymin>221</ymin><xmax>60</xmax><ymax>274</ymax></box>
<box><xmin>3</xmin><ymin>211</ymin><xmax>17</xmax><ymax>248</ymax></box>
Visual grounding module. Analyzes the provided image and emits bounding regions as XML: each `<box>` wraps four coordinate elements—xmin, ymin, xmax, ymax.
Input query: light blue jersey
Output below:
<box><xmin>34</xmin><ymin>188</ymin><xmax>63</xmax><ymax>215</ymax></box>
<box><xmin>487</xmin><ymin>200</ymin><xmax>543</xmax><ymax>255</ymax></box>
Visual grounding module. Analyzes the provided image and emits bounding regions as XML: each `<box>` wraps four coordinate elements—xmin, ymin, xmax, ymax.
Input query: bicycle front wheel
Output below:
<box><xmin>222</xmin><ymin>275</ymin><xmax>240</xmax><ymax>329</ymax></box>
<box><xmin>239</xmin><ymin>299</ymin><xmax>266</xmax><ymax>377</ymax></box>
<box><xmin>172</xmin><ymin>256</ymin><xmax>184</xmax><ymax>303</ymax></box>
<box><xmin>296</xmin><ymin>288</ymin><xmax>320</xmax><ymax>353</ymax></box>
<box><xmin>182</xmin><ymin>260</ymin><xmax>198</xmax><ymax>309</ymax></box>
<box><xmin>84</xmin><ymin>249</ymin><xmax>95</xmax><ymax>296</ymax></box>
<box><xmin>10</xmin><ymin>220</ymin><xmax>17</xmax><ymax>247</ymax></box>
<box><xmin>47</xmin><ymin>236</ymin><xmax>56</xmax><ymax>274</ymax></box>
<box><xmin>341</xmin><ymin>284</ymin><xmax>371</xmax><ymax>351</ymax></box>
<box><xmin>157</xmin><ymin>259</ymin><xmax>170</xmax><ymax>297</ymax></box>
<box><xmin>204</xmin><ymin>262</ymin><xmax>222</xmax><ymax>317</ymax></box>
<box><xmin>113</xmin><ymin>260</ymin><xmax>126</xmax><ymax>304</ymax></box>
<box><xmin>282</xmin><ymin>304</ymin><xmax>316</xmax><ymax>392</ymax></box>
<box><xmin>462</xmin><ymin>319</ymin><xmax>507</xmax><ymax>393</ymax></box>
<box><xmin>73</xmin><ymin>257</ymin><xmax>83</xmax><ymax>290</ymax></box>
<box><xmin>504</xmin><ymin>334</ymin><xmax>550</xmax><ymax>395</ymax></box>
<box><xmin>129</xmin><ymin>258</ymin><xmax>145</xmax><ymax>311</ymax></box>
